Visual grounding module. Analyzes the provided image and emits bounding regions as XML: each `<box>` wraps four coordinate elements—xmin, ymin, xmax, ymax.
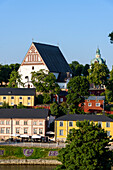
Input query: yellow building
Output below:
<box><xmin>0</xmin><ymin>88</ymin><xmax>36</xmax><ymax>107</ymax></box>
<box><xmin>55</xmin><ymin>114</ymin><xmax>113</xmax><ymax>142</ymax></box>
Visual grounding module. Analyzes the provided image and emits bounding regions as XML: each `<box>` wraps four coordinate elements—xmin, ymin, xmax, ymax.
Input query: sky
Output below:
<box><xmin>0</xmin><ymin>0</ymin><xmax>113</xmax><ymax>70</ymax></box>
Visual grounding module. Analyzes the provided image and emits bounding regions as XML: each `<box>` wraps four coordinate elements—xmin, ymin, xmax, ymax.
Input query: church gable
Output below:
<box><xmin>21</xmin><ymin>43</ymin><xmax>45</xmax><ymax>66</ymax></box>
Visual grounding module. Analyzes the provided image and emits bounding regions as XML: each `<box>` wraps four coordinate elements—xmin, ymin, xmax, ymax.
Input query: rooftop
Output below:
<box><xmin>56</xmin><ymin>114</ymin><xmax>113</xmax><ymax>122</ymax></box>
<box><xmin>0</xmin><ymin>109</ymin><xmax>49</xmax><ymax>119</ymax></box>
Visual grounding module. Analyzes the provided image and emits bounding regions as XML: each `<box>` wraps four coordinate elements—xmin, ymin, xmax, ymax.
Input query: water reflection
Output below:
<box><xmin>0</xmin><ymin>165</ymin><xmax>56</xmax><ymax>170</ymax></box>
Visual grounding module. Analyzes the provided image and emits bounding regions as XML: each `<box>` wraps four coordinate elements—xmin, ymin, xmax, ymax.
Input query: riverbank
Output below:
<box><xmin>0</xmin><ymin>159</ymin><xmax>61</xmax><ymax>165</ymax></box>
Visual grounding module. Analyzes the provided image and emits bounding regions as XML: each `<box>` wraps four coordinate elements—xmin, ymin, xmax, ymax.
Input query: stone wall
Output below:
<box><xmin>0</xmin><ymin>159</ymin><xmax>61</xmax><ymax>165</ymax></box>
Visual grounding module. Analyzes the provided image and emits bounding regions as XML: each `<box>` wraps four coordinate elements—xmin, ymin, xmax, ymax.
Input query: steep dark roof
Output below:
<box><xmin>56</xmin><ymin>114</ymin><xmax>113</xmax><ymax>122</ymax></box>
<box><xmin>0</xmin><ymin>109</ymin><xmax>49</xmax><ymax>119</ymax></box>
<box><xmin>87</xmin><ymin>96</ymin><xmax>105</xmax><ymax>100</ymax></box>
<box><xmin>33</xmin><ymin>42</ymin><xmax>72</xmax><ymax>73</ymax></box>
<box><xmin>58</xmin><ymin>90</ymin><xmax>68</xmax><ymax>96</ymax></box>
<box><xmin>0</xmin><ymin>88</ymin><xmax>36</xmax><ymax>96</ymax></box>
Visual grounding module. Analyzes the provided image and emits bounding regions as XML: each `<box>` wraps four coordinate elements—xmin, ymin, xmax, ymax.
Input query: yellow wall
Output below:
<box><xmin>0</xmin><ymin>95</ymin><xmax>34</xmax><ymax>106</ymax></box>
<box><xmin>55</xmin><ymin>120</ymin><xmax>113</xmax><ymax>141</ymax></box>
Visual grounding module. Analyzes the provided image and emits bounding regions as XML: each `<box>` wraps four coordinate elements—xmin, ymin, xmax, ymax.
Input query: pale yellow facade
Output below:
<box><xmin>0</xmin><ymin>95</ymin><xmax>34</xmax><ymax>106</ymax></box>
<box><xmin>55</xmin><ymin>120</ymin><xmax>113</xmax><ymax>142</ymax></box>
<box><xmin>0</xmin><ymin>118</ymin><xmax>46</xmax><ymax>140</ymax></box>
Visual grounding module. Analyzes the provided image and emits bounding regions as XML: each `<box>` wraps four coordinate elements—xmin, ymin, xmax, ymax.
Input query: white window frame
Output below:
<box><xmin>88</xmin><ymin>103</ymin><xmax>92</xmax><ymax>107</ymax></box>
<box><xmin>60</xmin><ymin>98</ymin><xmax>63</xmax><ymax>102</ymax></box>
<box><xmin>107</xmin><ymin>131</ymin><xmax>110</xmax><ymax>137</ymax></box>
<box><xmin>69</xmin><ymin>121</ymin><xmax>73</xmax><ymax>127</ymax></box>
<box><xmin>98</xmin><ymin>121</ymin><xmax>102</xmax><ymax>128</ymax></box>
<box><xmin>59</xmin><ymin>130</ymin><xmax>63</xmax><ymax>136</ymax></box>
<box><xmin>33</xmin><ymin>128</ymin><xmax>37</xmax><ymax>134</ymax></box>
<box><xmin>16</xmin><ymin>128</ymin><xmax>20</xmax><ymax>134</ymax></box>
<box><xmin>59</xmin><ymin>121</ymin><xmax>63</xmax><ymax>127</ymax></box>
<box><xmin>6</xmin><ymin>128</ymin><xmax>10</xmax><ymax>134</ymax></box>
<box><xmin>106</xmin><ymin>122</ymin><xmax>110</xmax><ymax>127</ymax></box>
<box><xmin>96</xmin><ymin>103</ymin><xmax>100</xmax><ymax>107</ymax></box>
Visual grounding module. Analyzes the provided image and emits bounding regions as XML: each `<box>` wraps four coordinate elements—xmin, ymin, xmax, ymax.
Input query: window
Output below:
<box><xmin>0</xmin><ymin>102</ymin><xmax>3</xmax><ymax>105</ymax></box>
<box><xmin>107</xmin><ymin>131</ymin><xmax>110</xmax><ymax>137</ymax></box>
<box><xmin>59</xmin><ymin>130</ymin><xmax>63</xmax><ymax>136</ymax></box>
<box><xmin>88</xmin><ymin>103</ymin><xmax>92</xmax><ymax>107</ymax></box>
<box><xmin>39</xmin><ymin>122</ymin><xmax>43</xmax><ymax>125</ymax></box>
<box><xmin>24</xmin><ymin>121</ymin><xmax>27</xmax><ymax>125</ymax></box>
<box><xmin>6</xmin><ymin>128</ymin><xmax>10</xmax><ymax>134</ymax></box>
<box><xmin>98</xmin><ymin>121</ymin><xmax>102</xmax><ymax>128</ymax></box>
<box><xmin>19</xmin><ymin>97</ymin><xmax>22</xmax><ymax>100</ymax></box>
<box><xmin>34</xmin><ymin>128</ymin><xmax>37</xmax><ymax>134</ymax></box>
<box><xmin>96</xmin><ymin>103</ymin><xmax>100</xmax><ymax>107</ymax></box>
<box><xmin>16</xmin><ymin>128</ymin><xmax>20</xmax><ymax>134</ymax></box>
<box><xmin>106</xmin><ymin>122</ymin><xmax>110</xmax><ymax>127</ymax></box>
<box><xmin>0</xmin><ymin>128</ymin><xmax>4</xmax><ymax>134</ymax></box>
<box><xmin>39</xmin><ymin>129</ymin><xmax>43</xmax><ymax>134</ymax></box>
<box><xmin>69</xmin><ymin>129</ymin><xmax>72</xmax><ymax>134</ymax></box>
<box><xmin>53</xmin><ymin>98</ymin><xmax>56</xmax><ymax>102</ymax></box>
<box><xmin>33</xmin><ymin>121</ymin><xmax>37</xmax><ymax>125</ymax></box>
<box><xmin>11</xmin><ymin>96</ymin><xmax>14</xmax><ymax>99</ymax></box>
<box><xmin>28</xmin><ymin>97</ymin><xmax>31</xmax><ymax>100</ymax></box>
<box><xmin>19</xmin><ymin>102</ymin><xmax>22</xmax><ymax>104</ymax></box>
<box><xmin>28</xmin><ymin>102</ymin><xmax>30</xmax><ymax>106</ymax></box>
<box><xmin>0</xmin><ymin>121</ymin><xmax>4</xmax><ymax>125</ymax></box>
<box><xmin>60</xmin><ymin>98</ymin><xmax>63</xmax><ymax>102</ymax></box>
<box><xmin>69</xmin><ymin>121</ymin><xmax>73</xmax><ymax>127</ymax></box>
<box><xmin>16</xmin><ymin>121</ymin><xmax>19</xmax><ymax>125</ymax></box>
<box><xmin>24</xmin><ymin>128</ymin><xmax>28</xmax><ymax>134</ymax></box>
<box><xmin>6</xmin><ymin>121</ymin><xmax>10</xmax><ymax>125</ymax></box>
<box><xmin>32</xmin><ymin>66</ymin><xmax>34</xmax><ymax>70</ymax></box>
<box><xmin>59</xmin><ymin>121</ymin><xmax>63</xmax><ymax>127</ymax></box>
<box><xmin>3</xmin><ymin>96</ymin><xmax>6</xmax><ymax>100</ymax></box>
<box><xmin>11</xmin><ymin>102</ymin><xmax>14</xmax><ymax>105</ymax></box>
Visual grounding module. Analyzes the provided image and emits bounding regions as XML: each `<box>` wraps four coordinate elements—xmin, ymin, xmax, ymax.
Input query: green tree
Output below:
<box><xmin>67</xmin><ymin>76</ymin><xmax>89</xmax><ymax>114</ymax></box>
<box><xmin>8</xmin><ymin>70</ymin><xmax>24</xmax><ymax>88</ymax></box>
<box><xmin>55</xmin><ymin>120</ymin><xmax>112</xmax><ymax>170</ymax></box>
<box><xmin>69</xmin><ymin>61</ymin><xmax>89</xmax><ymax>77</ymax></box>
<box><xmin>2</xmin><ymin>101</ymin><xmax>10</xmax><ymax>108</ymax></box>
<box><xmin>108</xmin><ymin>31</ymin><xmax>113</xmax><ymax>43</ymax></box>
<box><xmin>88</xmin><ymin>63</ymin><xmax>109</xmax><ymax>89</ymax></box>
<box><xmin>50</xmin><ymin>102</ymin><xmax>67</xmax><ymax>117</ymax></box>
<box><xmin>31</xmin><ymin>69</ymin><xmax>60</xmax><ymax>94</ymax></box>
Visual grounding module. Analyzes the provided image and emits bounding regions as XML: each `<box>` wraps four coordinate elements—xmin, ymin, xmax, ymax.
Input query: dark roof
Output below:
<box><xmin>33</xmin><ymin>42</ymin><xmax>72</xmax><ymax>73</ymax></box>
<box><xmin>0</xmin><ymin>109</ymin><xmax>49</xmax><ymax>119</ymax></box>
<box><xmin>87</xmin><ymin>96</ymin><xmax>105</xmax><ymax>100</ymax></box>
<box><xmin>57</xmin><ymin>72</ymin><xmax>67</xmax><ymax>82</ymax></box>
<box><xmin>0</xmin><ymin>88</ymin><xmax>36</xmax><ymax>96</ymax></box>
<box><xmin>58</xmin><ymin>90</ymin><xmax>68</xmax><ymax>96</ymax></box>
<box><xmin>56</xmin><ymin>114</ymin><xmax>113</xmax><ymax>122</ymax></box>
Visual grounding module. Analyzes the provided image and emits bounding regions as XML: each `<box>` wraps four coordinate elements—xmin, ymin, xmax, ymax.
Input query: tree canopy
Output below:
<box><xmin>0</xmin><ymin>63</ymin><xmax>20</xmax><ymax>86</ymax></box>
<box><xmin>31</xmin><ymin>69</ymin><xmax>60</xmax><ymax>94</ymax></box>
<box><xmin>55</xmin><ymin>120</ymin><xmax>112</xmax><ymax>170</ymax></box>
<box><xmin>50</xmin><ymin>102</ymin><xmax>67</xmax><ymax>117</ymax></box>
<box><xmin>108</xmin><ymin>31</ymin><xmax>113</xmax><ymax>43</ymax></box>
<box><xmin>69</xmin><ymin>61</ymin><xmax>89</xmax><ymax>77</ymax></box>
<box><xmin>88</xmin><ymin>63</ymin><xmax>109</xmax><ymax>89</ymax></box>
<box><xmin>67</xmin><ymin>76</ymin><xmax>89</xmax><ymax>114</ymax></box>
<box><xmin>8</xmin><ymin>70</ymin><xmax>24</xmax><ymax>88</ymax></box>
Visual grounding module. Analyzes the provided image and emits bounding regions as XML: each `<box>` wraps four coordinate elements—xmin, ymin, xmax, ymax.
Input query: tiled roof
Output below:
<box><xmin>33</xmin><ymin>42</ymin><xmax>72</xmax><ymax>73</ymax></box>
<box><xmin>0</xmin><ymin>109</ymin><xmax>49</xmax><ymax>119</ymax></box>
<box><xmin>0</xmin><ymin>88</ymin><xmax>36</xmax><ymax>96</ymax></box>
<box><xmin>87</xmin><ymin>96</ymin><xmax>105</xmax><ymax>100</ymax></box>
<box><xmin>56</xmin><ymin>114</ymin><xmax>113</xmax><ymax>122</ymax></box>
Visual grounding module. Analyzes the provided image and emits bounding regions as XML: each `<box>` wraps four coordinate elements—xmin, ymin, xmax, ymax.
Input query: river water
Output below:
<box><xmin>0</xmin><ymin>165</ymin><xmax>56</xmax><ymax>170</ymax></box>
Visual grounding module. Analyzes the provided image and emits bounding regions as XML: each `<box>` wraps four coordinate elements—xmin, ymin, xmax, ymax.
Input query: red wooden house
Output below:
<box><xmin>79</xmin><ymin>96</ymin><xmax>105</xmax><ymax>113</ymax></box>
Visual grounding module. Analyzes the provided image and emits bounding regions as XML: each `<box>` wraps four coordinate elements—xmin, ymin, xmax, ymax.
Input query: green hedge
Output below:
<box><xmin>0</xmin><ymin>146</ymin><xmax>59</xmax><ymax>159</ymax></box>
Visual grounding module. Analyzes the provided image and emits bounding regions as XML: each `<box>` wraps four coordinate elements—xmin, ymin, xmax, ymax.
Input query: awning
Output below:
<box><xmin>32</xmin><ymin>135</ymin><xmax>41</xmax><ymax>139</ymax></box>
<box><xmin>20</xmin><ymin>134</ymin><xmax>29</xmax><ymax>138</ymax></box>
<box><xmin>11</xmin><ymin>134</ymin><xmax>20</xmax><ymax>137</ymax></box>
<box><xmin>46</xmin><ymin>131</ymin><xmax>55</xmax><ymax>135</ymax></box>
